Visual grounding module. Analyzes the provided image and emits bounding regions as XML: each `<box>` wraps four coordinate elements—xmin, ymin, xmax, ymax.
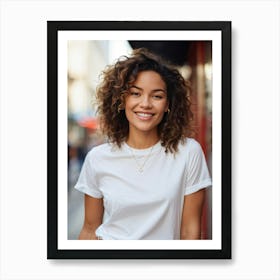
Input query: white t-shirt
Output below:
<box><xmin>74</xmin><ymin>138</ymin><xmax>212</xmax><ymax>240</ymax></box>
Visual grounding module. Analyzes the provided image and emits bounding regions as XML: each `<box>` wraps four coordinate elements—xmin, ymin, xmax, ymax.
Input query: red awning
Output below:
<box><xmin>78</xmin><ymin>117</ymin><xmax>99</xmax><ymax>130</ymax></box>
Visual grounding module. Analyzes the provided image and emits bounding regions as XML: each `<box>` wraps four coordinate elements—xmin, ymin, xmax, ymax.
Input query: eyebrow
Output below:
<box><xmin>130</xmin><ymin>85</ymin><xmax>166</xmax><ymax>93</ymax></box>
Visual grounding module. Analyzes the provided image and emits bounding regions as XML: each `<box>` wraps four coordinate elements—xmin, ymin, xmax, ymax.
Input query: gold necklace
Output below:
<box><xmin>127</xmin><ymin>144</ymin><xmax>155</xmax><ymax>173</ymax></box>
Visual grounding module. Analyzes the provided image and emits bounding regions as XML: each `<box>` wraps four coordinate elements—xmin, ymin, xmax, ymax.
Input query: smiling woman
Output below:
<box><xmin>74</xmin><ymin>48</ymin><xmax>212</xmax><ymax>240</ymax></box>
<box><xmin>96</xmin><ymin>48</ymin><xmax>193</xmax><ymax>153</ymax></box>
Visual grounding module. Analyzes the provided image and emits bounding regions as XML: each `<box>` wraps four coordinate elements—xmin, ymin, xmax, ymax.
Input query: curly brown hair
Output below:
<box><xmin>96</xmin><ymin>48</ymin><xmax>193</xmax><ymax>153</ymax></box>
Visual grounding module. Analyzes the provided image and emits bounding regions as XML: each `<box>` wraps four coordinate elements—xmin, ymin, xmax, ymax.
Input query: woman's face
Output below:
<box><xmin>124</xmin><ymin>70</ymin><xmax>169</xmax><ymax>137</ymax></box>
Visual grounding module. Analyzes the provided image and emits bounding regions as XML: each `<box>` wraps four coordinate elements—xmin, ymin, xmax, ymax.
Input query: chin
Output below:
<box><xmin>130</xmin><ymin>123</ymin><xmax>158</xmax><ymax>134</ymax></box>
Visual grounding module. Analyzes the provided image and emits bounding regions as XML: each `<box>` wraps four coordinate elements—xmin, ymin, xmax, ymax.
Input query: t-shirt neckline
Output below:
<box><xmin>123</xmin><ymin>141</ymin><xmax>162</xmax><ymax>155</ymax></box>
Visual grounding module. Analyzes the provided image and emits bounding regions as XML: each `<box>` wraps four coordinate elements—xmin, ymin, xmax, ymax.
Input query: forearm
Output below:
<box><xmin>180</xmin><ymin>189</ymin><xmax>205</xmax><ymax>240</ymax></box>
<box><xmin>180</xmin><ymin>226</ymin><xmax>201</xmax><ymax>240</ymax></box>
<box><xmin>78</xmin><ymin>223</ymin><xmax>100</xmax><ymax>240</ymax></box>
<box><xmin>79</xmin><ymin>195</ymin><xmax>104</xmax><ymax>240</ymax></box>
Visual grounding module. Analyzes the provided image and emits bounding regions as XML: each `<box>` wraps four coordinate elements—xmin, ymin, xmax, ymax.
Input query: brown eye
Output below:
<box><xmin>153</xmin><ymin>95</ymin><xmax>163</xmax><ymax>99</ymax></box>
<box><xmin>130</xmin><ymin>92</ymin><xmax>140</xmax><ymax>97</ymax></box>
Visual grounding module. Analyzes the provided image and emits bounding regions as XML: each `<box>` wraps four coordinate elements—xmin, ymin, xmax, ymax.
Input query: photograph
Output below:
<box><xmin>47</xmin><ymin>21</ymin><xmax>231</xmax><ymax>259</ymax></box>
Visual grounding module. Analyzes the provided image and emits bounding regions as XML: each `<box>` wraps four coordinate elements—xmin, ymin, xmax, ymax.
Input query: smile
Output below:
<box><xmin>135</xmin><ymin>112</ymin><xmax>155</xmax><ymax>120</ymax></box>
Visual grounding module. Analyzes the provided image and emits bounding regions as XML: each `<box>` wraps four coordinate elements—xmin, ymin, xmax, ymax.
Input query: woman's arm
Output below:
<box><xmin>78</xmin><ymin>194</ymin><xmax>104</xmax><ymax>240</ymax></box>
<box><xmin>180</xmin><ymin>189</ymin><xmax>205</xmax><ymax>240</ymax></box>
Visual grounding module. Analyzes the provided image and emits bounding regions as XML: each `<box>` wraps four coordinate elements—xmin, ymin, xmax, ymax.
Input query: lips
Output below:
<box><xmin>135</xmin><ymin>112</ymin><xmax>155</xmax><ymax>120</ymax></box>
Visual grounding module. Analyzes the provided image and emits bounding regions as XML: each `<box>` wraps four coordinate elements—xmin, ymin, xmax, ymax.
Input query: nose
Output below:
<box><xmin>139</xmin><ymin>95</ymin><xmax>152</xmax><ymax>108</ymax></box>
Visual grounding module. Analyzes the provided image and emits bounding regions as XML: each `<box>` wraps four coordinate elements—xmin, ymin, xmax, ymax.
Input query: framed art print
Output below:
<box><xmin>47</xmin><ymin>21</ymin><xmax>231</xmax><ymax>259</ymax></box>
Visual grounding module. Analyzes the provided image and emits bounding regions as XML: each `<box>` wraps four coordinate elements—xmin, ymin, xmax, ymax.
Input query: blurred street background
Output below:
<box><xmin>67</xmin><ymin>40</ymin><xmax>212</xmax><ymax>240</ymax></box>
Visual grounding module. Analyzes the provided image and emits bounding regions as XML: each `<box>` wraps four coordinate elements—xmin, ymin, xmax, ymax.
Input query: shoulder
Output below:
<box><xmin>179</xmin><ymin>138</ymin><xmax>203</xmax><ymax>154</ymax></box>
<box><xmin>175</xmin><ymin>138</ymin><xmax>207</xmax><ymax>162</ymax></box>
<box><xmin>87</xmin><ymin>142</ymin><xmax>112</xmax><ymax>157</ymax></box>
<box><xmin>86</xmin><ymin>142</ymin><xmax>121</xmax><ymax>160</ymax></box>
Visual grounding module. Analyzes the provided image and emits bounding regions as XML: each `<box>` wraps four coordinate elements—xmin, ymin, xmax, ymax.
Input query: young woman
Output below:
<box><xmin>74</xmin><ymin>48</ymin><xmax>212</xmax><ymax>240</ymax></box>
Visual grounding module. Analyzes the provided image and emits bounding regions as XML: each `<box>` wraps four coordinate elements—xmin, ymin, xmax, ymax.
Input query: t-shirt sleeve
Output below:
<box><xmin>184</xmin><ymin>140</ymin><xmax>212</xmax><ymax>195</ymax></box>
<box><xmin>74</xmin><ymin>151</ymin><xmax>103</xmax><ymax>198</ymax></box>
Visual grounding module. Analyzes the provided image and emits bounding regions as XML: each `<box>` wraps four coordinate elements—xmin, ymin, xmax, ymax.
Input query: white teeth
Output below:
<box><xmin>136</xmin><ymin>113</ymin><xmax>153</xmax><ymax>117</ymax></box>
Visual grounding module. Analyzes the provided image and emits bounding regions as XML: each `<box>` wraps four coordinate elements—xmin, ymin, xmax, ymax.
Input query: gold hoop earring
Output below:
<box><xmin>118</xmin><ymin>105</ymin><xmax>124</xmax><ymax>113</ymax></box>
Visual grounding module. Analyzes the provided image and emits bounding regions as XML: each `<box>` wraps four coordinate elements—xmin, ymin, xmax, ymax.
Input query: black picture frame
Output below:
<box><xmin>47</xmin><ymin>21</ymin><xmax>231</xmax><ymax>259</ymax></box>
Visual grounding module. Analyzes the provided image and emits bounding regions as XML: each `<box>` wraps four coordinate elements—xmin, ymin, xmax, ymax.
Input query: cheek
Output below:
<box><xmin>124</xmin><ymin>100</ymin><xmax>134</xmax><ymax>120</ymax></box>
<box><xmin>124</xmin><ymin>97</ymin><xmax>134</xmax><ymax>110</ymax></box>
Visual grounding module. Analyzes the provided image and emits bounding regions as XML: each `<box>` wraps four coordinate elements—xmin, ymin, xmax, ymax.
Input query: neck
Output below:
<box><xmin>126</xmin><ymin>131</ymin><xmax>160</xmax><ymax>149</ymax></box>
